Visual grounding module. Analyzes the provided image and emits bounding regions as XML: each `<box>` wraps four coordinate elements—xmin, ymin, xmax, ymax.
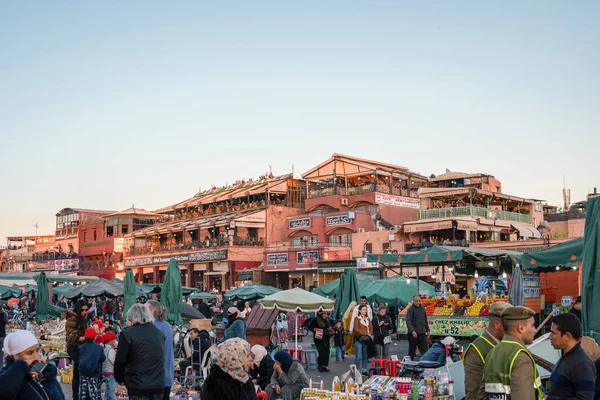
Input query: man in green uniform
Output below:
<box><xmin>463</xmin><ymin>301</ymin><xmax>512</xmax><ymax>400</ymax></box>
<box><xmin>484</xmin><ymin>306</ymin><xmax>543</xmax><ymax>400</ymax></box>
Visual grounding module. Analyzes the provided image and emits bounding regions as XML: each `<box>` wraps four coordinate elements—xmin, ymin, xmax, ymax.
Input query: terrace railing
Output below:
<box><xmin>418</xmin><ymin>205</ymin><xmax>531</xmax><ymax>224</ymax></box>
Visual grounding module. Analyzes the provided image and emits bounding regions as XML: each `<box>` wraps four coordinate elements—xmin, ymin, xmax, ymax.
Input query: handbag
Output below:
<box><xmin>358</xmin><ymin>335</ymin><xmax>371</xmax><ymax>344</ymax></box>
<box><xmin>383</xmin><ymin>336</ymin><xmax>392</xmax><ymax>345</ymax></box>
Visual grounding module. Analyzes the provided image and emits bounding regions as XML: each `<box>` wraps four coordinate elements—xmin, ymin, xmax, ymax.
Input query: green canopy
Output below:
<box><xmin>22</xmin><ymin>284</ymin><xmax>37</xmax><ymax>294</ymax></box>
<box><xmin>189</xmin><ymin>292</ymin><xmax>217</xmax><ymax>300</ymax></box>
<box><xmin>161</xmin><ymin>258</ymin><xmax>183</xmax><ymax>326</ymax></box>
<box><xmin>0</xmin><ymin>273</ymin><xmax>98</xmax><ymax>285</ymax></box>
<box><xmin>48</xmin><ymin>304</ymin><xmax>67</xmax><ymax>318</ymax></box>
<box><xmin>510</xmin><ymin>238</ymin><xmax>583</xmax><ymax>271</ymax></box>
<box><xmin>123</xmin><ymin>269</ymin><xmax>136</xmax><ymax>325</ymax></box>
<box><xmin>582</xmin><ymin>197</ymin><xmax>600</xmax><ymax>342</ymax></box>
<box><xmin>361</xmin><ymin>276</ymin><xmax>436</xmax><ymax>306</ymax></box>
<box><xmin>62</xmin><ymin>278</ymin><xmax>124</xmax><ymax>299</ymax></box>
<box><xmin>332</xmin><ymin>269</ymin><xmax>361</xmax><ymax>320</ymax></box>
<box><xmin>223</xmin><ymin>283</ymin><xmax>280</xmax><ymax>301</ymax></box>
<box><xmin>312</xmin><ymin>274</ymin><xmax>375</xmax><ymax>298</ymax></box>
<box><xmin>139</xmin><ymin>283</ymin><xmax>196</xmax><ymax>296</ymax></box>
<box><xmin>0</xmin><ymin>285</ymin><xmax>23</xmax><ymax>300</ymax></box>
<box><xmin>259</xmin><ymin>288</ymin><xmax>334</xmax><ymax>312</ymax></box>
<box><xmin>52</xmin><ymin>284</ymin><xmax>75</xmax><ymax>296</ymax></box>
<box><xmin>35</xmin><ymin>272</ymin><xmax>49</xmax><ymax>323</ymax></box>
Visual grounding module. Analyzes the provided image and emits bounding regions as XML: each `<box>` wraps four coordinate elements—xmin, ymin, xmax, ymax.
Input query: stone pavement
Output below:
<box><xmin>59</xmin><ymin>335</ymin><xmax>410</xmax><ymax>399</ymax></box>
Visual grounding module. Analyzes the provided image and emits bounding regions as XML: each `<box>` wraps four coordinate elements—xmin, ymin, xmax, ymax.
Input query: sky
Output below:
<box><xmin>1</xmin><ymin>1</ymin><xmax>599</xmax><ymax>240</ymax></box>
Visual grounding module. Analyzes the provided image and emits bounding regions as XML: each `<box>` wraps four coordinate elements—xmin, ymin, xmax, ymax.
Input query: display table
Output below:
<box><xmin>398</xmin><ymin>316</ymin><xmax>488</xmax><ymax>337</ymax></box>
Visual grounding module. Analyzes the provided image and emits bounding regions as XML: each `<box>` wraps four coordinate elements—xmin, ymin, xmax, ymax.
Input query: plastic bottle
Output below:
<box><xmin>320</xmin><ymin>379</ymin><xmax>324</xmax><ymax>390</ymax></box>
<box><xmin>332</xmin><ymin>376</ymin><xmax>341</xmax><ymax>392</ymax></box>
<box><xmin>347</xmin><ymin>377</ymin><xmax>355</xmax><ymax>394</ymax></box>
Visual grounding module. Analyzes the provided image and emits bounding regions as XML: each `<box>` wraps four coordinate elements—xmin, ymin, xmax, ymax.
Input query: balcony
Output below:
<box><xmin>126</xmin><ymin>236</ymin><xmax>265</xmax><ymax>257</ymax></box>
<box><xmin>265</xmin><ymin>242</ymin><xmax>352</xmax><ymax>252</ymax></box>
<box><xmin>32</xmin><ymin>252</ymin><xmax>78</xmax><ymax>262</ymax></box>
<box><xmin>307</xmin><ymin>183</ymin><xmax>415</xmax><ymax>199</ymax></box>
<box><xmin>418</xmin><ymin>205</ymin><xmax>531</xmax><ymax>224</ymax></box>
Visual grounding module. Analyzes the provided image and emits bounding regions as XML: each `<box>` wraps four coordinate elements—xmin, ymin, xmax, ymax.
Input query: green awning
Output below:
<box><xmin>312</xmin><ymin>274</ymin><xmax>375</xmax><ymax>298</ymax></box>
<box><xmin>510</xmin><ymin>238</ymin><xmax>583</xmax><ymax>271</ymax></box>
<box><xmin>582</xmin><ymin>197</ymin><xmax>600</xmax><ymax>342</ymax></box>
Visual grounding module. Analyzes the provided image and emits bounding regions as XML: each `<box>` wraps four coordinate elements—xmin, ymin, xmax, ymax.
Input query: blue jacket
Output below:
<box><xmin>79</xmin><ymin>340</ymin><xmax>106</xmax><ymax>377</ymax></box>
<box><xmin>0</xmin><ymin>358</ymin><xmax>65</xmax><ymax>400</ymax></box>
<box><xmin>154</xmin><ymin>319</ymin><xmax>174</xmax><ymax>387</ymax></box>
<box><xmin>224</xmin><ymin>319</ymin><xmax>246</xmax><ymax>340</ymax></box>
<box><xmin>419</xmin><ymin>341</ymin><xmax>447</xmax><ymax>365</ymax></box>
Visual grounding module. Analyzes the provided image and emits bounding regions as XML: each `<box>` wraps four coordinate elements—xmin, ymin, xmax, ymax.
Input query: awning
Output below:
<box><xmin>233</xmin><ymin>210</ymin><xmax>266</xmax><ymax>228</ymax></box>
<box><xmin>237</xmin><ymin>272</ymin><xmax>253</xmax><ymax>281</ymax></box>
<box><xmin>454</xmin><ymin>218</ymin><xmax>479</xmax><ymax>231</ymax></box>
<box><xmin>403</xmin><ymin>219</ymin><xmax>453</xmax><ymax>233</ymax></box>
<box><xmin>511</xmin><ymin>223</ymin><xmax>541</xmax><ymax>239</ymax></box>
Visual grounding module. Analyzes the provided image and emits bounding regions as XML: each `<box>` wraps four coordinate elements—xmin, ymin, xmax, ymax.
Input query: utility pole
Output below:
<box><xmin>34</xmin><ymin>223</ymin><xmax>39</xmax><ymax>237</ymax></box>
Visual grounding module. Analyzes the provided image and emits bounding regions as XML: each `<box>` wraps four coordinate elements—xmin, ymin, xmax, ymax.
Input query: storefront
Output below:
<box><xmin>289</xmin><ymin>269</ymin><xmax>317</xmax><ymax>290</ymax></box>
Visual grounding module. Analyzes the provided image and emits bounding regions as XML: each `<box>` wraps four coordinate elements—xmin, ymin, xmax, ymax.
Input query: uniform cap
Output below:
<box><xmin>490</xmin><ymin>302</ymin><xmax>512</xmax><ymax>318</ymax></box>
<box><xmin>500</xmin><ymin>306</ymin><xmax>535</xmax><ymax>321</ymax></box>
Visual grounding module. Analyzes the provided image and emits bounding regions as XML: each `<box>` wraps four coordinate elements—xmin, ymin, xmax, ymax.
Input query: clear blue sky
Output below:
<box><xmin>1</xmin><ymin>2</ymin><xmax>599</xmax><ymax>240</ymax></box>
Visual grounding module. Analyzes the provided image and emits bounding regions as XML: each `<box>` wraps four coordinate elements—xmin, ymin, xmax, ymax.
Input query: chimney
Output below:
<box><xmin>594</xmin><ymin>187</ymin><xmax>597</xmax><ymax>195</ymax></box>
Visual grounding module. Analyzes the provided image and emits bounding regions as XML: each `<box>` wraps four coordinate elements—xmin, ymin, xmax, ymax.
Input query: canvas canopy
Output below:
<box><xmin>510</xmin><ymin>238</ymin><xmax>583</xmax><ymax>271</ymax></box>
<box><xmin>312</xmin><ymin>274</ymin><xmax>375</xmax><ymax>298</ymax></box>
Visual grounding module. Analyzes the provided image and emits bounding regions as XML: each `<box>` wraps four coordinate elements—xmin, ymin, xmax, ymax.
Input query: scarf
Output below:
<box><xmin>213</xmin><ymin>338</ymin><xmax>251</xmax><ymax>383</ymax></box>
<box><xmin>251</xmin><ymin>345</ymin><xmax>268</xmax><ymax>367</ymax></box>
<box><xmin>274</xmin><ymin>350</ymin><xmax>294</xmax><ymax>374</ymax></box>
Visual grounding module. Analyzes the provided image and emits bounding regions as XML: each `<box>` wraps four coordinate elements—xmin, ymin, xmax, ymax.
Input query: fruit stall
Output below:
<box><xmin>398</xmin><ymin>296</ymin><xmax>509</xmax><ymax>337</ymax></box>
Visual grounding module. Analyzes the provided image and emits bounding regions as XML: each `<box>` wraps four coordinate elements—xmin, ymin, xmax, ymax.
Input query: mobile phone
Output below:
<box><xmin>30</xmin><ymin>361</ymin><xmax>47</xmax><ymax>375</ymax></box>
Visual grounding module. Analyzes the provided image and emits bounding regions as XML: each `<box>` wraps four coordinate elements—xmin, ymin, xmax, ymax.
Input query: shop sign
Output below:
<box><xmin>356</xmin><ymin>258</ymin><xmax>379</xmax><ymax>268</ymax></box>
<box><xmin>297</xmin><ymin>250</ymin><xmax>319</xmax><ymax>264</ymax></box>
<box><xmin>318</xmin><ymin>267</ymin><xmax>347</xmax><ymax>273</ymax></box>
<box><xmin>54</xmin><ymin>259</ymin><xmax>80</xmax><ymax>272</ymax></box>
<box><xmin>267</xmin><ymin>253</ymin><xmax>288</xmax><ymax>267</ymax></box>
<box><xmin>125</xmin><ymin>250</ymin><xmax>227</xmax><ymax>267</ymax></box>
<box><xmin>28</xmin><ymin>261</ymin><xmax>54</xmax><ymax>271</ymax></box>
<box><xmin>404</xmin><ymin>221</ymin><xmax>453</xmax><ymax>233</ymax></box>
<box><xmin>288</xmin><ymin>218</ymin><xmax>311</xmax><ymax>229</ymax></box>
<box><xmin>375</xmin><ymin>193</ymin><xmax>420</xmax><ymax>209</ymax></box>
<box><xmin>114</xmin><ymin>238</ymin><xmax>124</xmax><ymax>253</ymax></box>
<box><xmin>323</xmin><ymin>249</ymin><xmax>351</xmax><ymax>261</ymax></box>
<box><xmin>325</xmin><ymin>215</ymin><xmax>352</xmax><ymax>226</ymax></box>
<box><xmin>398</xmin><ymin>317</ymin><xmax>488</xmax><ymax>337</ymax></box>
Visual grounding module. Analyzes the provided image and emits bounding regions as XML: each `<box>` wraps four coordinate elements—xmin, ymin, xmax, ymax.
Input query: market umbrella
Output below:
<box><xmin>161</xmin><ymin>258</ymin><xmax>183</xmax><ymax>326</ymax></box>
<box><xmin>508</xmin><ymin>264</ymin><xmax>525</xmax><ymax>306</ymax></box>
<box><xmin>361</xmin><ymin>276</ymin><xmax>436</xmax><ymax>306</ymax></box>
<box><xmin>62</xmin><ymin>278</ymin><xmax>124</xmax><ymax>300</ymax></box>
<box><xmin>312</xmin><ymin>274</ymin><xmax>375</xmax><ymax>298</ymax></box>
<box><xmin>139</xmin><ymin>283</ymin><xmax>196</xmax><ymax>296</ymax></box>
<box><xmin>181</xmin><ymin>302</ymin><xmax>205</xmax><ymax>319</ymax></box>
<box><xmin>332</xmin><ymin>269</ymin><xmax>360</xmax><ymax>320</ymax></box>
<box><xmin>123</xmin><ymin>269</ymin><xmax>136</xmax><ymax>326</ymax></box>
<box><xmin>223</xmin><ymin>283</ymin><xmax>280</xmax><ymax>301</ymax></box>
<box><xmin>35</xmin><ymin>272</ymin><xmax>49</xmax><ymax>324</ymax></box>
<box><xmin>259</xmin><ymin>288</ymin><xmax>334</xmax><ymax>351</ymax></box>
<box><xmin>48</xmin><ymin>304</ymin><xmax>66</xmax><ymax>318</ymax></box>
<box><xmin>7</xmin><ymin>298</ymin><xmax>20</xmax><ymax>307</ymax></box>
<box><xmin>22</xmin><ymin>284</ymin><xmax>37</xmax><ymax>294</ymax></box>
<box><xmin>189</xmin><ymin>292</ymin><xmax>217</xmax><ymax>300</ymax></box>
<box><xmin>582</xmin><ymin>196</ymin><xmax>600</xmax><ymax>342</ymax></box>
<box><xmin>0</xmin><ymin>285</ymin><xmax>23</xmax><ymax>300</ymax></box>
<box><xmin>52</xmin><ymin>284</ymin><xmax>75</xmax><ymax>297</ymax></box>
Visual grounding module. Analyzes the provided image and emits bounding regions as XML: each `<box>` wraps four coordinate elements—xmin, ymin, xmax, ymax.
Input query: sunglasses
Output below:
<box><xmin>81</xmin><ymin>308</ymin><xmax>88</xmax><ymax>311</ymax></box>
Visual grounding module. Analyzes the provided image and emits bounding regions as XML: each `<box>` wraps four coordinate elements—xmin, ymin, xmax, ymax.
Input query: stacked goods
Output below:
<box><xmin>400</xmin><ymin>296</ymin><xmax>508</xmax><ymax>317</ymax></box>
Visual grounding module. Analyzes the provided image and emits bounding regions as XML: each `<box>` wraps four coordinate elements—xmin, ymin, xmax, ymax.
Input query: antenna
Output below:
<box><xmin>34</xmin><ymin>223</ymin><xmax>39</xmax><ymax>237</ymax></box>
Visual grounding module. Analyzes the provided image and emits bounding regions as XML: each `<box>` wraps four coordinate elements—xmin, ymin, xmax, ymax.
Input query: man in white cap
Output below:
<box><xmin>0</xmin><ymin>329</ymin><xmax>64</xmax><ymax>399</ymax></box>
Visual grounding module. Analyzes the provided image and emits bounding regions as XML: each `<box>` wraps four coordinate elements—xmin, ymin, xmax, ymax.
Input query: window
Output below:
<box><xmin>122</xmin><ymin>225</ymin><xmax>129</xmax><ymax>235</ymax></box>
<box><xmin>364</xmin><ymin>243</ymin><xmax>373</xmax><ymax>253</ymax></box>
<box><xmin>93</xmin><ymin>230</ymin><xmax>97</xmax><ymax>241</ymax></box>
<box><xmin>382</xmin><ymin>242</ymin><xmax>391</xmax><ymax>250</ymax></box>
<box><xmin>247</xmin><ymin>227</ymin><xmax>258</xmax><ymax>239</ymax></box>
<box><xmin>106</xmin><ymin>226</ymin><xmax>114</xmax><ymax>237</ymax></box>
<box><xmin>292</xmin><ymin>235</ymin><xmax>318</xmax><ymax>248</ymax></box>
<box><xmin>83</xmin><ymin>232</ymin><xmax>87</xmax><ymax>243</ymax></box>
<box><xmin>329</xmin><ymin>234</ymin><xmax>352</xmax><ymax>246</ymax></box>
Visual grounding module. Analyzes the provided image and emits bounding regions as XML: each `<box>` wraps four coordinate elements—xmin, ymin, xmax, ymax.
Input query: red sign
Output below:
<box><xmin>323</xmin><ymin>249</ymin><xmax>351</xmax><ymax>261</ymax></box>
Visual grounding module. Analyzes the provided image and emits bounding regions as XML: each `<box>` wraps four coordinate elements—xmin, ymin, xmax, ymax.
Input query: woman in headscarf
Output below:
<box><xmin>224</xmin><ymin>307</ymin><xmax>247</xmax><ymax>340</ymax></box>
<box><xmin>308</xmin><ymin>310</ymin><xmax>333</xmax><ymax>372</ymax></box>
<box><xmin>249</xmin><ymin>345</ymin><xmax>275</xmax><ymax>391</ymax></box>
<box><xmin>267</xmin><ymin>350</ymin><xmax>309</xmax><ymax>400</ymax></box>
<box><xmin>201</xmin><ymin>338</ymin><xmax>257</xmax><ymax>400</ymax></box>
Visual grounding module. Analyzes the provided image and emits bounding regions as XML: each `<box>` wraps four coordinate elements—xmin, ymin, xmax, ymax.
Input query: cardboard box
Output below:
<box><xmin>190</xmin><ymin>319</ymin><xmax>212</xmax><ymax>332</ymax></box>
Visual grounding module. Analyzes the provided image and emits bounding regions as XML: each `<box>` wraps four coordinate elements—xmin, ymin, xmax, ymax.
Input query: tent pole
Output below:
<box><xmin>295</xmin><ymin>312</ymin><xmax>299</xmax><ymax>351</ymax></box>
<box><xmin>417</xmin><ymin>265</ymin><xmax>420</xmax><ymax>293</ymax></box>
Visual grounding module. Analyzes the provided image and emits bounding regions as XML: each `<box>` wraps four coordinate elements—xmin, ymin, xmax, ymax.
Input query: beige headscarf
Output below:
<box><xmin>213</xmin><ymin>338</ymin><xmax>252</xmax><ymax>383</ymax></box>
<box><xmin>251</xmin><ymin>345</ymin><xmax>268</xmax><ymax>366</ymax></box>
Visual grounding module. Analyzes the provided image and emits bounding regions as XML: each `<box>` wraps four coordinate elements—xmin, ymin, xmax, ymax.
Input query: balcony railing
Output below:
<box><xmin>265</xmin><ymin>242</ymin><xmax>352</xmax><ymax>252</ymax></box>
<box><xmin>418</xmin><ymin>206</ymin><xmax>531</xmax><ymax>224</ymax></box>
<box><xmin>126</xmin><ymin>236</ymin><xmax>265</xmax><ymax>257</ymax></box>
<box><xmin>32</xmin><ymin>252</ymin><xmax>78</xmax><ymax>262</ymax></box>
<box><xmin>308</xmin><ymin>183</ymin><xmax>417</xmax><ymax>199</ymax></box>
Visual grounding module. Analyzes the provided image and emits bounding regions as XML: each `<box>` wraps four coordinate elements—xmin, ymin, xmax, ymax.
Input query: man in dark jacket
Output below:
<box><xmin>115</xmin><ymin>304</ymin><xmax>165</xmax><ymax>400</ymax></box>
<box><xmin>406</xmin><ymin>295</ymin><xmax>430</xmax><ymax>360</ymax></box>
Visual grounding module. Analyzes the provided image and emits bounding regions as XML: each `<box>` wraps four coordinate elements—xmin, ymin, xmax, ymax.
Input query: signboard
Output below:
<box><xmin>523</xmin><ymin>274</ymin><xmax>540</xmax><ymax>298</ymax></box>
<box><xmin>288</xmin><ymin>218</ymin><xmax>311</xmax><ymax>229</ymax></box>
<box><xmin>267</xmin><ymin>253</ymin><xmax>289</xmax><ymax>267</ymax></box>
<box><xmin>114</xmin><ymin>238</ymin><xmax>125</xmax><ymax>253</ymax></box>
<box><xmin>323</xmin><ymin>249</ymin><xmax>351</xmax><ymax>261</ymax></box>
<box><xmin>124</xmin><ymin>250</ymin><xmax>227</xmax><ymax>267</ymax></box>
<box><xmin>375</xmin><ymin>193</ymin><xmax>420</xmax><ymax>209</ymax></box>
<box><xmin>325</xmin><ymin>215</ymin><xmax>352</xmax><ymax>226</ymax></box>
<box><xmin>297</xmin><ymin>250</ymin><xmax>319</xmax><ymax>264</ymax></box>
<box><xmin>404</xmin><ymin>220</ymin><xmax>453</xmax><ymax>233</ymax></box>
<box><xmin>398</xmin><ymin>316</ymin><xmax>488</xmax><ymax>337</ymax></box>
<box><xmin>356</xmin><ymin>258</ymin><xmax>379</xmax><ymax>269</ymax></box>
<box><xmin>28</xmin><ymin>261</ymin><xmax>54</xmax><ymax>271</ymax></box>
<box><xmin>54</xmin><ymin>259</ymin><xmax>80</xmax><ymax>273</ymax></box>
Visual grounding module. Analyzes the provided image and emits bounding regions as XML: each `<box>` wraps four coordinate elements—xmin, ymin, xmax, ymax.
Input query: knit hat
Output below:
<box><xmin>84</xmin><ymin>328</ymin><xmax>97</xmax><ymax>339</ymax></box>
<box><xmin>4</xmin><ymin>330</ymin><xmax>38</xmax><ymax>356</ymax></box>
<box><xmin>103</xmin><ymin>332</ymin><xmax>116</xmax><ymax>341</ymax></box>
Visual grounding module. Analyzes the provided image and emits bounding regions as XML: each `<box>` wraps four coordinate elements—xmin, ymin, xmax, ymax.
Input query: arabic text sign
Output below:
<box><xmin>375</xmin><ymin>193</ymin><xmax>420</xmax><ymax>209</ymax></box>
<box><xmin>325</xmin><ymin>215</ymin><xmax>351</xmax><ymax>226</ymax></box>
<box><xmin>267</xmin><ymin>253</ymin><xmax>288</xmax><ymax>267</ymax></box>
<box><xmin>288</xmin><ymin>218</ymin><xmax>311</xmax><ymax>229</ymax></box>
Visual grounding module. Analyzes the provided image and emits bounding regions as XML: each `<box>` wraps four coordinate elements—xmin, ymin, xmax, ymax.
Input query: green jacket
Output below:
<box><xmin>463</xmin><ymin>331</ymin><xmax>498</xmax><ymax>400</ymax></box>
<box><xmin>483</xmin><ymin>336</ymin><xmax>543</xmax><ymax>400</ymax></box>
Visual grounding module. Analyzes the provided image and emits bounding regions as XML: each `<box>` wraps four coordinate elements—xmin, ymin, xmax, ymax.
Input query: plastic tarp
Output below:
<box><xmin>62</xmin><ymin>278</ymin><xmax>124</xmax><ymax>299</ymax></box>
<box><xmin>139</xmin><ymin>283</ymin><xmax>196</xmax><ymax>296</ymax></box>
<box><xmin>582</xmin><ymin>197</ymin><xmax>600</xmax><ymax>342</ymax></box>
<box><xmin>52</xmin><ymin>284</ymin><xmax>75</xmax><ymax>296</ymax></box>
<box><xmin>35</xmin><ymin>272</ymin><xmax>49</xmax><ymax>323</ymax></box>
<box><xmin>312</xmin><ymin>274</ymin><xmax>375</xmax><ymax>298</ymax></box>
<box><xmin>367</xmin><ymin>246</ymin><xmax>521</xmax><ymax>265</ymax></box>
<box><xmin>223</xmin><ymin>283</ymin><xmax>280</xmax><ymax>301</ymax></box>
<box><xmin>161</xmin><ymin>258</ymin><xmax>183</xmax><ymax>326</ymax></box>
<box><xmin>0</xmin><ymin>285</ymin><xmax>23</xmax><ymax>300</ymax></box>
<box><xmin>361</xmin><ymin>277</ymin><xmax>436</xmax><ymax>306</ymax></box>
<box><xmin>510</xmin><ymin>238</ymin><xmax>584</xmax><ymax>271</ymax></box>
<box><xmin>332</xmin><ymin>269</ymin><xmax>360</xmax><ymax>320</ymax></box>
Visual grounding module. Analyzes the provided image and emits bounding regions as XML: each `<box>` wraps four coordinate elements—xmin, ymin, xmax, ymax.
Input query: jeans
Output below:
<box><xmin>335</xmin><ymin>346</ymin><xmax>346</xmax><ymax>361</ymax></box>
<box><xmin>375</xmin><ymin>343</ymin><xmax>390</xmax><ymax>359</ymax></box>
<box><xmin>79</xmin><ymin>376</ymin><xmax>102</xmax><ymax>400</ymax></box>
<box><xmin>104</xmin><ymin>313</ymin><xmax>114</xmax><ymax>321</ymax></box>
<box><xmin>67</xmin><ymin>346</ymin><xmax>80</xmax><ymax>400</ymax></box>
<box><xmin>103</xmin><ymin>375</ymin><xmax>116</xmax><ymax>400</ymax></box>
<box><xmin>354</xmin><ymin>340</ymin><xmax>368</xmax><ymax>371</ymax></box>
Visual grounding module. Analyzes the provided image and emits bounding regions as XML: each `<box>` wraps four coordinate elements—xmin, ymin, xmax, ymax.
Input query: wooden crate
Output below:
<box><xmin>190</xmin><ymin>319</ymin><xmax>212</xmax><ymax>332</ymax></box>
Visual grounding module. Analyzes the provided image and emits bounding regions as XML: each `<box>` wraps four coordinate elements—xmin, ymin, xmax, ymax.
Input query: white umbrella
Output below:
<box><xmin>259</xmin><ymin>288</ymin><xmax>334</xmax><ymax>351</ymax></box>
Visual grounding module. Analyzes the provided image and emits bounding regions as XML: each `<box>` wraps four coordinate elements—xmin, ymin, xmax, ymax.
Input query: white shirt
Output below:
<box><xmin>349</xmin><ymin>304</ymin><xmax>373</xmax><ymax>333</ymax></box>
